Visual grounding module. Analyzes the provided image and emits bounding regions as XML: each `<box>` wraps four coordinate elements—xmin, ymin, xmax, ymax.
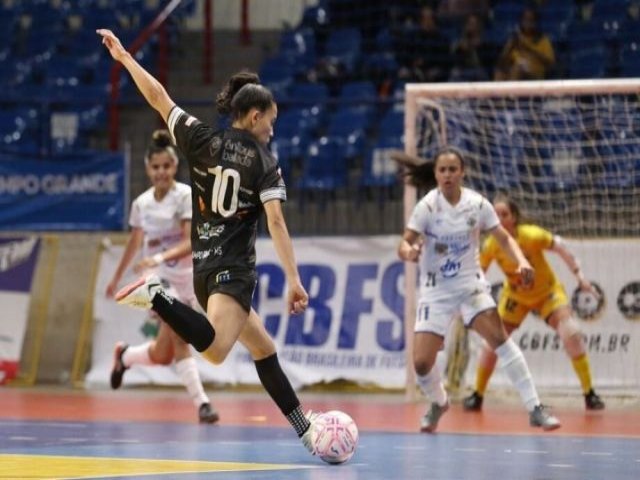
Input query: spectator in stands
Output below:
<box><xmin>97</xmin><ymin>28</ymin><xmax>323</xmax><ymax>456</ymax></box>
<box><xmin>105</xmin><ymin>129</ymin><xmax>219</xmax><ymax>425</ymax></box>
<box><xmin>494</xmin><ymin>7</ymin><xmax>555</xmax><ymax>80</ymax></box>
<box><xmin>397</xmin><ymin>5</ymin><xmax>451</xmax><ymax>82</ymax></box>
<box><xmin>449</xmin><ymin>13</ymin><xmax>491</xmax><ymax>81</ymax></box>
<box><xmin>463</xmin><ymin>193</ymin><xmax>605</xmax><ymax>412</ymax></box>
<box><xmin>437</xmin><ymin>0</ymin><xmax>490</xmax><ymax>20</ymax></box>
<box><xmin>397</xmin><ymin>146</ymin><xmax>560</xmax><ymax>433</ymax></box>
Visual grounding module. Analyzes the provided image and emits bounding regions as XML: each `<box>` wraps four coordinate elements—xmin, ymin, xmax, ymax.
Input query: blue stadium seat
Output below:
<box><xmin>326</xmin><ymin>108</ymin><xmax>372</xmax><ymax>159</ymax></box>
<box><xmin>297</xmin><ymin>136</ymin><xmax>348</xmax><ymax>191</ymax></box>
<box><xmin>323</xmin><ymin>27</ymin><xmax>362</xmax><ymax>73</ymax></box>
<box><xmin>287</xmin><ymin>82</ymin><xmax>330</xmax><ymax>107</ymax></box>
<box><xmin>619</xmin><ymin>42</ymin><xmax>640</xmax><ymax>77</ymax></box>
<box><xmin>359</xmin><ymin>136</ymin><xmax>402</xmax><ymax>189</ymax></box>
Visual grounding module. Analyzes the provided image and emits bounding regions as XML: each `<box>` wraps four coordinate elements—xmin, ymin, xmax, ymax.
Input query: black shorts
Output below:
<box><xmin>193</xmin><ymin>267</ymin><xmax>257</xmax><ymax>313</ymax></box>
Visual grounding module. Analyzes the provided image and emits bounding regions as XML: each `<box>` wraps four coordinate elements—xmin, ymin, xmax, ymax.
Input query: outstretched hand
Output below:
<box><xmin>96</xmin><ymin>29</ymin><xmax>128</xmax><ymax>62</ymax></box>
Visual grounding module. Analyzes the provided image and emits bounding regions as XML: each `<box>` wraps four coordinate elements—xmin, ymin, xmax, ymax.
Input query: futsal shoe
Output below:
<box><xmin>198</xmin><ymin>403</ymin><xmax>220</xmax><ymax>424</ymax></box>
<box><xmin>301</xmin><ymin>411</ymin><xmax>320</xmax><ymax>454</ymax></box>
<box><xmin>110</xmin><ymin>342</ymin><xmax>128</xmax><ymax>389</ymax></box>
<box><xmin>420</xmin><ymin>400</ymin><xmax>450</xmax><ymax>433</ymax></box>
<box><xmin>115</xmin><ymin>274</ymin><xmax>162</xmax><ymax>310</ymax></box>
<box><xmin>585</xmin><ymin>389</ymin><xmax>605</xmax><ymax>410</ymax></box>
<box><xmin>462</xmin><ymin>391</ymin><xmax>484</xmax><ymax>411</ymax></box>
<box><xmin>529</xmin><ymin>405</ymin><xmax>561</xmax><ymax>431</ymax></box>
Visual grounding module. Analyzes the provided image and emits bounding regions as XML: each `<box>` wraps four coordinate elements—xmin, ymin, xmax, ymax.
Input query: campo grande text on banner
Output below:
<box><xmin>0</xmin><ymin>153</ymin><xmax>126</xmax><ymax>231</ymax></box>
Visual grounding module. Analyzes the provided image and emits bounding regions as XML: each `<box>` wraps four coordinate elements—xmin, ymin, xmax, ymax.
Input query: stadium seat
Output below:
<box><xmin>326</xmin><ymin>108</ymin><xmax>372</xmax><ymax>159</ymax></box>
<box><xmin>359</xmin><ymin>136</ymin><xmax>402</xmax><ymax>189</ymax></box>
<box><xmin>322</xmin><ymin>27</ymin><xmax>362</xmax><ymax>73</ymax></box>
<box><xmin>297</xmin><ymin>136</ymin><xmax>348</xmax><ymax>191</ymax></box>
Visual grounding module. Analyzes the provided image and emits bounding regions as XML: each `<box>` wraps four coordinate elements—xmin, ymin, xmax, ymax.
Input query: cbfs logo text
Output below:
<box><xmin>253</xmin><ymin>262</ymin><xmax>406</xmax><ymax>352</ymax></box>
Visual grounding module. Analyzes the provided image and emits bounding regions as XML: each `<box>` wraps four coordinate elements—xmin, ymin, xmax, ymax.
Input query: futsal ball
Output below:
<box><xmin>310</xmin><ymin>410</ymin><xmax>359</xmax><ymax>464</ymax></box>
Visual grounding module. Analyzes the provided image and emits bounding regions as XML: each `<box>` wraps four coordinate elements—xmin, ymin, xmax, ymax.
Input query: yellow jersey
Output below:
<box><xmin>480</xmin><ymin>224</ymin><xmax>559</xmax><ymax>301</ymax></box>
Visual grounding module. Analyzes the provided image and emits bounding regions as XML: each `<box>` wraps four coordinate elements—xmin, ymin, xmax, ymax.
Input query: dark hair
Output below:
<box><xmin>215</xmin><ymin>71</ymin><xmax>274</xmax><ymax>119</ymax></box>
<box><xmin>402</xmin><ymin>146</ymin><xmax>465</xmax><ymax>190</ymax></box>
<box><xmin>145</xmin><ymin>129</ymin><xmax>178</xmax><ymax>165</ymax></box>
<box><xmin>492</xmin><ymin>192</ymin><xmax>530</xmax><ymax>226</ymax></box>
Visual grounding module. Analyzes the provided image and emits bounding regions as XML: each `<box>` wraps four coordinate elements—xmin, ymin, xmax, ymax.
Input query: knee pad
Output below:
<box><xmin>557</xmin><ymin>316</ymin><xmax>584</xmax><ymax>357</ymax></box>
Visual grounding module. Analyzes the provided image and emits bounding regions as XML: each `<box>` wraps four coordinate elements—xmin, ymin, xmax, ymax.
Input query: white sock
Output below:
<box><xmin>416</xmin><ymin>367</ymin><xmax>448</xmax><ymax>406</ymax></box>
<box><xmin>121</xmin><ymin>342</ymin><xmax>153</xmax><ymax>367</ymax></box>
<box><xmin>495</xmin><ymin>338</ymin><xmax>539</xmax><ymax>412</ymax></box>
<box><xmin>175</xmin><ymin>357</ymin><xmax>209</xmax><ymax>407</ymax></box>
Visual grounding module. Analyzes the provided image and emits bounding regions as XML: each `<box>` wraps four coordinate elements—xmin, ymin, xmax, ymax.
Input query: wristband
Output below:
<box><xmin>152</xmin><ymin>253</ymin><xmax>165</xmax><ymax>265</ymax></box>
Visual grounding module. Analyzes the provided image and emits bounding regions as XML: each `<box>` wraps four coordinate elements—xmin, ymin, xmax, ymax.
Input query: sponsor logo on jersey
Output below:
<box><xmin>215</xmin><ymin>269</ymin><xmax>231</xmax><ymax>283</ymax></box>
<box><xmin>440</xmin><ymin>258</ymin><xmax>461</xmax><ymax>278</ymax></box>
<box><xmin>222</xmin><ymin>140</ymin><xmax>256</xmax><ymax>167</ymax></box>
<box><xmin>193</xmin><ymin>250</ymin><xmax>210</xmax><ymax>260</ymax></box>
<box><xmin>197</xmin><ymin>222</ymin><xmax>225</xmax><ymax>240</ymax></box>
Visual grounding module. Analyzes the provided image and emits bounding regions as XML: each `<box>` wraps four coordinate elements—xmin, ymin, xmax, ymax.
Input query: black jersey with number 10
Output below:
<box><xmin>167</xmin><ymin>106</ymin><xmax>287</xmax><ymax>275</ymax></box>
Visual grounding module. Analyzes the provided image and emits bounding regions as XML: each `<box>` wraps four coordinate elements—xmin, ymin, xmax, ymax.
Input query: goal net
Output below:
<box><xmin>404</xmin><ymin>79</ymin><xmax>640</xmax><ymax>398</ymax></box>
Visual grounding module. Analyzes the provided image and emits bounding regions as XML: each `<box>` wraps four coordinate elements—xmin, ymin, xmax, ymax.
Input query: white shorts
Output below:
<box><xmin>414</xmin><ymin>280</ymin><xmax>496</xmax><ymax>337</ymax></box>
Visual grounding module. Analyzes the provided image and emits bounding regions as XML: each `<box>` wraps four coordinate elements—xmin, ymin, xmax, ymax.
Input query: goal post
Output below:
<box><xmin>403</xmin><ymin>79</ymin><xmax>640</xmax><ymax>398</ymax></box>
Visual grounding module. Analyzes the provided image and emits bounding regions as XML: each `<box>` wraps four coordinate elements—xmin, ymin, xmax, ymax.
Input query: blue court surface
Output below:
<box><xmin>2</xmin><ymin>418</ymin><xmax>639</xmax><ymax>480</ymax></box>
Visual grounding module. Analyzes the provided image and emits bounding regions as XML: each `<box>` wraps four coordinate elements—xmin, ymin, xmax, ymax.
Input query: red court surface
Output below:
<box><xmin>2</xmin><ymin>386</ymin><xmax>638</xmax><ymax>437</ymax></box>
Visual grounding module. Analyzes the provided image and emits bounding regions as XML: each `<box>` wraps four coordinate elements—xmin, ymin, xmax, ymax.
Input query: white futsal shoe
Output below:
<box><xmin>115</xmin><ymin>274</ymin><xmax>162</xmax><ymax>310</ymax></box>
<box><xmin>420</xmin><ymin>400</ymin><xmax>450</xmax><ymax>433</ymax></box>
<box><xmin>529</xmin><ymin>404</ymin><xmax>561</xmax><ymax>431</ymax></box>
<box><xmin>301</xmin><ymin>410</ymin><xmax>320</xmax><ymax>455</ymax></box>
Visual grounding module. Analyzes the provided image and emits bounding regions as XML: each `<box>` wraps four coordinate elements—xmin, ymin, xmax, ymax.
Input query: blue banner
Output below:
<box><xmin>0</xmin><ymin>153</ymin><xmax>126</xmax><ymax>230</ymax></box>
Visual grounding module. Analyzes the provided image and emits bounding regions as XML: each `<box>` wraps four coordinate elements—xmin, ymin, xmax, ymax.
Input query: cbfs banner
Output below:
<box><xmin>0</xmin><ymin>236</ymin><xmax>40</xmax><ymax>384</ymax></box>
<box><xmin>86</xmin><ymin>236</ymin><xmax>407</xmax><ymax>389</ymax></box>
<box><xmin>0</xmin><ymin>153</ymin><xmax>126</xmax><ymax>230</ymax></box>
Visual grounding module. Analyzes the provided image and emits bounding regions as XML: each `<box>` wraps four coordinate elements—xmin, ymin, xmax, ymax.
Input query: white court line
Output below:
<box><xmin>394</xmin><ymin>446</ymin><xmax>427</xmax><ymax>451</ymax></box>
<box><xmin>111</xmin><ymin>439</ymin><xmax>140</xmax><ymax>443</ymax></box>
<box><xmin>548</xmin><ymin>464</ymin><xmax>574</xmax><ymax>468</ymax></box>
<box><xmin>580</xmin><ymin>451</ymin><xmax>613</xmax><ymax>456</ymax></box>
<box><xmin>516</xmin><ymin>450</ymin><xmax>548</xmax><ymax>454</ymax></box>
<box><xmin>454</xmin><ymin>448</ymin><xmax>486</xmax><ymax>452</ymax></box>
<box><xmin>9</xmin><ymin>436</ymin><xmax>36</xmax><ymax>441</ymax></box>
<box><xmin>59</xmin><ymin>438</ymin><xmax>88</xmax><ymax>443</ymax></box>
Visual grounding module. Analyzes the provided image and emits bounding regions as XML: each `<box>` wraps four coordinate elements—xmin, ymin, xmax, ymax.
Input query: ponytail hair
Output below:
<box><xmin>145</xmin><ymin>129</ymin><xmax>178</xmax><ymax>165</ymax></box>
<box><xmin>215</xmin><ymin>70</ymin><xmax>274</xmax><ymax>119</ymax></box>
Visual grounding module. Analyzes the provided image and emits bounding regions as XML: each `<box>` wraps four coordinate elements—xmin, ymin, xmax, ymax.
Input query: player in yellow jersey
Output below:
<box><xmin>463</xmin><ymin>193</ymin><xmax>605</xmax><ymax>411</ymax></box>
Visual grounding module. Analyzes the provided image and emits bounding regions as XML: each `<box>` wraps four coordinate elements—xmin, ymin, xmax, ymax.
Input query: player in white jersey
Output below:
<box><xmin>398</xmin><ymin>147</ymin><xmax>560</xmax><ymax>432</ymax></box>
<box><xmin>105</xmin><ymin>130</ymin><xmax>218</xmax><ymax>424</ymax></box>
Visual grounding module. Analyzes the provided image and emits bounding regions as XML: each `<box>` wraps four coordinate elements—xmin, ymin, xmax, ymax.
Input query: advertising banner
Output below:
<box><xmin>87</xmin><ymin>236</ymin><xmax>640</xmax><ymax>391</ymax></box>
<box><xmin>0</xmin><ymin>236</ymin><xmax>40</xmax><ymax>384</ymax></box>
<box><xmin>0</xmin><ymin>153</ymin><xmax>126</xmax><ymax>230</ymax></box>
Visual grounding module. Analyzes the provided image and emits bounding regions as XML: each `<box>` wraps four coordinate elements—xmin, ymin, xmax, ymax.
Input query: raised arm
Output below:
<box><xmin>550</xmin><ymin>235</ymin><xmax>597</xmax><ymax>294</ymax></box>
<box><xmin>489</xmin><ymin>224</ymin><xmax>534</xmax><ymax>287</ymax></box>
<box><xmin>263</xmin><ymin>200</ymin><xmax>308</xmax><ymax>315</ymax></box>
<box><xmin>106</xmin><ymin>227</ymin><xmax>144</xmax><ymax>297</ymax></box>
<box><xmin>97</xmin><ymin>29</ymin><xmax>175</xmax><ymax>122</ymax></box>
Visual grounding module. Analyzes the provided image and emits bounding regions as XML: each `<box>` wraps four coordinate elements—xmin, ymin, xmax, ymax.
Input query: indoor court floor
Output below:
<box><xmin>1</xmin><ymin>387</ymin><xmax>639</xmax><ymax>480</ymax></box>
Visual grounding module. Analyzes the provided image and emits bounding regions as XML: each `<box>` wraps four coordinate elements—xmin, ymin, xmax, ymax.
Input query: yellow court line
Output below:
<box><xmin>0</xmin><ymin>454</ymin><xmax>314</xmax><ymax>480</ymax></box>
